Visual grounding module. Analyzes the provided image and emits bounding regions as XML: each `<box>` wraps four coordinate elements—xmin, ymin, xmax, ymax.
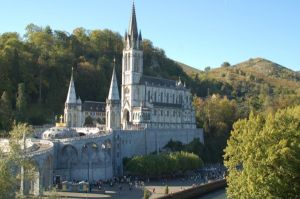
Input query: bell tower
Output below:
<box><xmin>121</xmin><ymin>2</ymin><xmax>143</xmax><ymax>129</ymax></box>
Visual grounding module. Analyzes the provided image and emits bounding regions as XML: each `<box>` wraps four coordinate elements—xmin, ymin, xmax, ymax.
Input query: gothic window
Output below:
<box><xmin>124</xmin><ymin>56</ymin><xmax>127</xmax><ymax>71</ymax></box>
<box><xmin>127</xmin><ymin>54</ymin><xmax>130</xmax><ymax>70</ymax></box>
<box><xmin>148</xmin><ymin>90</ymin><xmax>150</xmax><ymax>101</ymax></box>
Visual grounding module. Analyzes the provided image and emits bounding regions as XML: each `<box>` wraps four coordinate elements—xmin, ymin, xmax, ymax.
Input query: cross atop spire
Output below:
<box><xmin>128</xmin><ymin>1</ymin><xmax>138</xmax><ymax>41</ymax></box>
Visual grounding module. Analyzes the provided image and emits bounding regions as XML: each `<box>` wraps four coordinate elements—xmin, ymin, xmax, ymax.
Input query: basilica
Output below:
<box><xmin>64</xmin><ymin>3</ymin><xmax>196</xmax><ymax>130</ymax></box>
<box><xmin>12</xmin><ymin>3</ymin><xmax>202</xmax><ymax>196</ymax></box>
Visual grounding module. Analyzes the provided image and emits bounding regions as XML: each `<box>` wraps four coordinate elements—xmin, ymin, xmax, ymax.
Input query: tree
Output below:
<box><xmin>16</xmin><ymin>83</ymin><xmax>27</xmax><ymax>122</ymax></box>
<box><xmin>224</xmin><ymin>106</ymin><xmax>300</xmax><ymax>198</ymax></box>
<box><xmin>84</xmin><ymin>116</ymin><xmax>94</xmax><ymax>127</ymax></box>
<box><xmin>125</xmin><ymin>152</ymin><xmax>203</xmax><ymax>177</ymax></box>
<box><xmin>204</xmin><ymin>66</ymin><xmax>211</xmax><ymax>72</ymax></box>
<box><xmin>221</xmin><ymin>62</ymin><xmax>230</xmax><ymax>67</ymax></box>
<box><xmin>0</xmin><ymin>91</ymin><xmax>13</xmax><ymax>133</ymax></box>
<box><xmin>0</xmin><ymin>122</ymin><xmax>34</xmax><ymax>198</ymax></box>
<box><xmin>165</xmin><ymin>185</ymin><xmax>169</xmax><ymax>194</ymax></box>
<box><xmin>143</xmin><ymin>188</ymin><xmax>151</xmax><ymax>199</ymax></box>
<box><xmin>193</xmin><ymin>95</ymin><xmax>238</xmax><ymax>163</ymax></box>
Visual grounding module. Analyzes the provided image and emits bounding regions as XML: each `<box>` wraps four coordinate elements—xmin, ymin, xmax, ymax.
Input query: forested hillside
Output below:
<box><xmin>0</xmin><ymin>24</ymin><xmax>194</xmax><ymax>129</ymax></box>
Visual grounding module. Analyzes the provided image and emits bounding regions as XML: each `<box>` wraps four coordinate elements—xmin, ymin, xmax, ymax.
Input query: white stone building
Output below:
<box><xmin>65</xmin><ymin>3</ymin><xmax>196</xmax><ymax>130</ymax></box>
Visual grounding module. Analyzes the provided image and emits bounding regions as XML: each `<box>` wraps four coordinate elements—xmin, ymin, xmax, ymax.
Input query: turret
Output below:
<box><xmin>65</xmin><ymin>68</ymin><xmax>77</xmax><ymax>105</ymax></box>
<box><xmin>106</xmin><ymin>59</ymin><xmax>121</xmax><ymax>130</ymax></box>
<box><xmin>64</xmin><ymin>68</ymin><xmax>82</xmax><ymax>127</ymax></box>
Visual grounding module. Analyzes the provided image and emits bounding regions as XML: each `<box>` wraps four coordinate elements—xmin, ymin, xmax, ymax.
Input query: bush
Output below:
<box><xmin>125</xmin><ymin>151</ymin><xmax>203</xmax><ymax>177</ymax></box>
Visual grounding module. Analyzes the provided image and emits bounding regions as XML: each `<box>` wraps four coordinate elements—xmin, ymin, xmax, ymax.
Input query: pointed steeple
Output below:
<box><xmin>108</xmin><ymin>59</ymin><xmax>120</xmax><ymax>101</ymax></box>
<box><xmin>65</xmin><ymin>68</ymin><xmax>77</xmax><ymax>104</ymax></box>
<box><xmin>128</xmin><ymin>2</ymin><xmax>138</xmax><ymax>41</ymax></box>
<box><xmin>138</xmin><ymin>30</ymin><xmax>142</xmax><ymax>41</ymax></box>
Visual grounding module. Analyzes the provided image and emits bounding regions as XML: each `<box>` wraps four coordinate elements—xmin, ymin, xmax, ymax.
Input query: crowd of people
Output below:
<box><xmin>57</xmin><ymin>164</ymin><xmax>226</xmax><ymax>194</ymax></box>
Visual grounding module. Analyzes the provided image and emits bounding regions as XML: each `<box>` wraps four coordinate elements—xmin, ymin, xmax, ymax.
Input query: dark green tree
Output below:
<box><xmin>16</xmin><ymin>83</ymin><xmax>27</xmax><ymax>122</ymax></box>
<box><xmin>0</xmin><ymin>91</ymin><xmax>13</xmax><ymax>133</ymax></box>
<box><xmin>84</xmin><ymin>116</ymin><xmax>94</xmax><ymax>127</ymax></box>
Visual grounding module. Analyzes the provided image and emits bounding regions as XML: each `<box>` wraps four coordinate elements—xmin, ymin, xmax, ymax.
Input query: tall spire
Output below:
<box><xmin>65</xmin><ymin>68</ymin><xmax>77</xmax><ymax>104</ymax></box>
<box><xmin>128</xmin><ymin>2</ymin><xmax>138</xmax><ymax>41</ymax></box>
<box><xmin>108</xmin><ymin>59</ymin><xmax>120</xmax><ymax>101</ymax></box>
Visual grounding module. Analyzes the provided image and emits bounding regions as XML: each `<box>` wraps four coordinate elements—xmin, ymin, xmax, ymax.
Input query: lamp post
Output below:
<box><xmin>102</xmin><ymin>144</ymin><xmax>107</xmax><ymax>180</ymax></box>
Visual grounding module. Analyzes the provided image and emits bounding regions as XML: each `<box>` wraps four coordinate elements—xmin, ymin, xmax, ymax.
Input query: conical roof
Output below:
<box><xmin>108</xmin><ymin>67</ymin><xmax>120</xmax><ymax>101</ymax></box>
<box><xmin>65</xmin><ymin>69</ymin><xmax>77</xmax><ymax>104</ymax></box>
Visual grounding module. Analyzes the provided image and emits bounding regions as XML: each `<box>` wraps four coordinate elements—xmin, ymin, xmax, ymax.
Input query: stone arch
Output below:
<box><xmin>61</xmin><ymin>145</ymin><xmax>78</xmax><ymax>168</ymax></box>
<box><xmin>123</xmin><ymin>109</ymin><xmax>130</xmax><ymax>123</ymax></box>
<box><xmin>81</xmin><ymin>142</ymin><xmax>100</xmax><ymax>163</ymax></box>
<box><xmin>111</xmin><ymin>112</ymin><xmax>115</xmax><ymax>126</ymax></box>
<box><xmin>81</xmin><ymin>142</ymin><xmax>101</xmax><ymax>182</ymax></box>
<box><xmin>41</xmin><ymin>155</ymin><xmax>53</xmax><ymax>191</ymax></box>
<box><xmin>21</xmin><ymin>159</ymin><xmax>40</xmax><ymax>196</ymax></box>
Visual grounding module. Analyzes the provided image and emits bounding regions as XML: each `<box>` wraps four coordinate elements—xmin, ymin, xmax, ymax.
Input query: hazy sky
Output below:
<box><xmin>0</xmin><ymin>0</ymin><xmax>299</xmax><ymax>71</ymax></box>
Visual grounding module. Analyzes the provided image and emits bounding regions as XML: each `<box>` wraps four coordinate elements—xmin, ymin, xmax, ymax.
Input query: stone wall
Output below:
<box><xmin>117</xmin><ymin>128</ymin><xmax>203</xmax><ymax>158</ymax></box>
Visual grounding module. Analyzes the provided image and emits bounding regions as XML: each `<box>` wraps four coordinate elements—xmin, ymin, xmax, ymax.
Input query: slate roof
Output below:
<box><xmin>82</xmin><ymin>101</ymin><xmax>105</xmax><ymax>112</ymax></box>
<box><xmin>140</xmin><ymin>75</ymin><xmax>177</xmax><ymax>87</ymax></box>
<box><xmin>152</xmin><ymin>102</ymin><xmax>182</xmax><ymax>108</ymax></box>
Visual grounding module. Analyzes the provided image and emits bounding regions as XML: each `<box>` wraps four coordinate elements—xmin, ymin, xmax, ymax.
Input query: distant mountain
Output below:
<box><xmin>175</xmin><ymin>57</ymin><xmax>300</xmax><ymax>99</ymax></box>
<box><xmin>206</xmin><ymin>58</ymin><xmax>300</xmax><ymax>92</ymax></box>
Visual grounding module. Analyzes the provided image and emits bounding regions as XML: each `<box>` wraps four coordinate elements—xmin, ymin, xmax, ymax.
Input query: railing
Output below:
<box><xmin>26</xmin><ymin>139</ymin><xmax>54</xmax><ymax>157</ymax></box>
<box><xmin>57</xmin><ymin>132</ymin><xmax>112</xmax><ymax>142</ymax></box>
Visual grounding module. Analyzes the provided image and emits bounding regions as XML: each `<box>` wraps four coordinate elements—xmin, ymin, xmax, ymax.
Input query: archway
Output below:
<box><xmin>123</xmin><ymin>109</ymin><xmax>130</xmax><ymax>123</ymax></box>
<box><xmin>81</xmin><ymin>142</ymin><xmax>100</xmax><ymax>182</ymax></box>
<box><xmin>42</xmin><ymin>155</ymin><xmax>53</xmax><ymax>191</ymax></box>
<box><xmin>61</xmin><ymin>145</ymin><xmax>78</xmax><ymax>181</ymax></box>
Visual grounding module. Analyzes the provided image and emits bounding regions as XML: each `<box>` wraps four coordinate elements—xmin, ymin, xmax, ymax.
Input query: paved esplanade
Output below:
<box><xmin>43</xmin><ymin>180</ymin><xmax>196</xmax><ymax>199</ymax></box>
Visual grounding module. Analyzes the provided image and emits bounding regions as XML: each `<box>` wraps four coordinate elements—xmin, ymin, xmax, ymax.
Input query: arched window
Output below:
<box><xmin>173</xmin><ymin>94</ymin><xmax>175</xmax><ymax>104</ymax></box>
<box><xmin>161</xmin><ymin>92</ymin><xmax>163</xmax><ymax>102</ymax></box>
<box><xmin>154</xmin><ymin>92</ymin><xmax>157</xmax><ymax>102</ymax></box>
<box><xmin>148</xmin><ymin>90</ymin><xmax>151</xmax><ymax>101</ymax></box>
<box><xmin>127</xmin><ymin>54</ymin><xmax>130</xmax><ymax>70</ymax></box>
<box><xmin>166</xmin><ymin>93</ymin><xmax>169</xmax><ymax>103</ymax></box>
<box><xmin>124</xmin><ymin>55</ymin><xmax>127</xmax><ymax>71</ymax></box>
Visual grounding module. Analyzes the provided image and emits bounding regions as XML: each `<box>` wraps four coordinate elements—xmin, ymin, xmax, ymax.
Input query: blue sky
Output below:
<box><xmin>0</xmin><ymin>0</ymin><xmax>299</xmax><ymax>71</ymax></box>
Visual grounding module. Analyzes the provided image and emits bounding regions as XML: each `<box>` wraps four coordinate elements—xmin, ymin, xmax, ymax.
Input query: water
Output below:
<box><xmin>198</xmin><ymin>188</ymin><xmax>226</xmax><ymax>199</ymax></box>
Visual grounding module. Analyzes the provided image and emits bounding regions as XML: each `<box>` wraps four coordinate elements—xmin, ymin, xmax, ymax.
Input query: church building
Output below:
<box><xmin>64</xmin><ymin>3</ymin><xmax>196</xmax><ymax>130</ymax></box>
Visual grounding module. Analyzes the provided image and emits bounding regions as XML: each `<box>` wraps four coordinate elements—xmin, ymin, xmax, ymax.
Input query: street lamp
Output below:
<box><xmin>101</xmin><ymin>143</ymin><xmax>107</xmax><ymax>180</ymax></box>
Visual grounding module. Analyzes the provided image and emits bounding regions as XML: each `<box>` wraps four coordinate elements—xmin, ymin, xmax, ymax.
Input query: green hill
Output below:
<box><xmin>174</xmin><ymin>61</ymin><xmax>202</xmax><ymax>76</ymax></box>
